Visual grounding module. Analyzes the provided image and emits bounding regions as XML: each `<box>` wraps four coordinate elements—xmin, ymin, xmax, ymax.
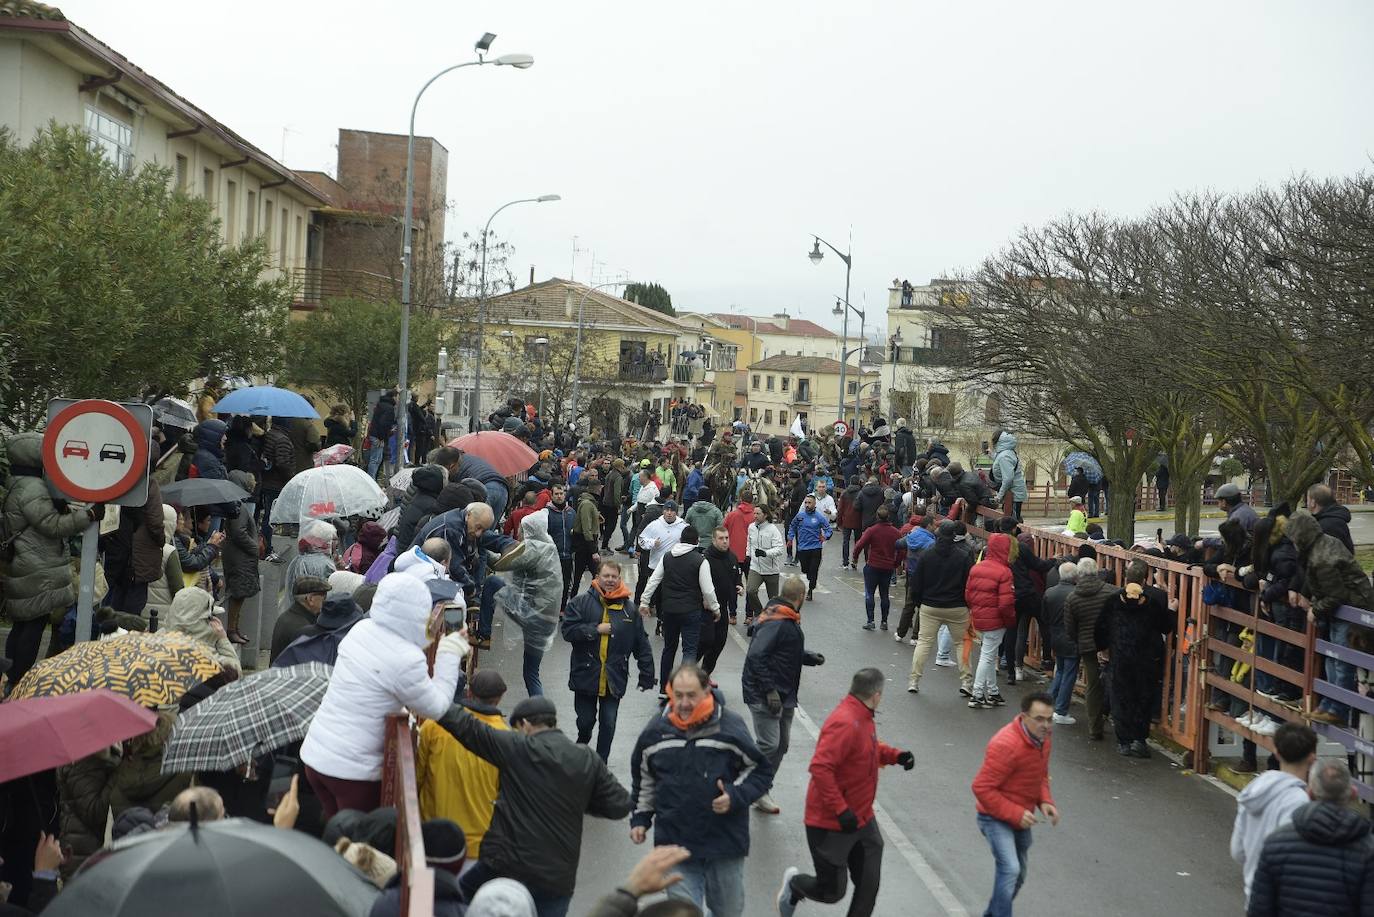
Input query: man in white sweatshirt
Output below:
<box><xmin>637</xmin><ymin>500</ymin><xmax>686</xmax><ymax>572</ymax></box>
<box><xmin>1229</xmin><ymin>721</ymin><xmax>1318</xmax><ymax>904</ymax></box>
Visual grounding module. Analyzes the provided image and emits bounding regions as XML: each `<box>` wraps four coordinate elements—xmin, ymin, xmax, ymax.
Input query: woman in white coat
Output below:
<box><xmin>300</xmin><ymin>571</ymin><xmax>468</xmax><ymax>818</ymax></box>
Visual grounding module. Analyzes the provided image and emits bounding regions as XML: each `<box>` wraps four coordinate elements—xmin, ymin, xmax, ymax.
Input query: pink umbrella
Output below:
<box><xmin>0</xmin><ymin>689</ymin><xmax>156</xmax><ymax>782</ymax></box>
<box><xmin>447</xmin><ymin>431</ymin><xmax>538</xmax><ymax>478</ymax></box>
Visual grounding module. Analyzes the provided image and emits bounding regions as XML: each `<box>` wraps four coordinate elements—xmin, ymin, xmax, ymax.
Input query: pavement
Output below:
<box><xmin>473</xmin><ymin>539</ymin><xmax>1248</xmax><ymax>917</ymax></box>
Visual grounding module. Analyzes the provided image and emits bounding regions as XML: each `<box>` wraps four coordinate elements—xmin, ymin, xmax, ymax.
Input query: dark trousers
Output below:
<box><xmin>841</xmin><ymin>528</ymin><xmax>859</xmax><ymax>560</ymax></box>
<box><xmin>599</xmin><ymin>512</ymin><xmax>617</xmax><ymax>550</ymax></box>
<box><xmin>1110</xmin><ymin>664</ymin><xmax>1154</xmax><ymax>745</ymax></box>
<box><xmin>797</xmin><ymin>548</ymin><xmax>822</xmax><ymax>590</ymax></box>
<box><xmin>700</xmin><ymin>612</ymin><xmax>729</xmax><ymax>673</ymax></box>
<box><xmin>1156</xmin><ymin>483</ymin><xmax>1169</xmax><ymax>511</ymax></box>
<box><xmin>559</xmin><ymin>555</ymin><xmax>574</xmax><ymax>609</ymax></box>
<box><xmin>4</xmin><ymin>617</ymin><xmax>49</xmax><ymax>695</ymax></box>
<box><xmin>789</xmin><ymin>819</ymin><xmax>884</xmax><ymax>917</ymax></box>
<box><xmin>862</xmin><ymin>565</ymin><xmax>891</xmax><ymax>624</ymax></box>
<box><xmin>571</xmin><ymin>540</ymin><xmax>599</xmax><ymax>599</ymax></box>
<box><xmin>573</xmin><ymin>691</ymin><xmax>620</xmax><ymax>761</ymax></box>
<box><xmin>898</xmin><ymin>578</ymin><xmax>919</xmax><ymax>639</ymax></box>
<box><xmin>659</xmin><ymin>614</ymin><xmax>701</xmax><ymax>689</ymax></box>
<box><xmin>259</xmin><ymin>486</ymin><xmax>282</xmax><ymax>545</ymax></box>
<box><xmin>304</xmin><ymin>765</ymin><xmax>380</xmax><ymax>822</ymax></box>
<box><xmin>1008</xmin><ymin>592</ymin><xmax>1044</xmax><ymax>671</ymax></box>
<box><xmin>104</xmin><ymin>577</ymin><xmax>149</xmax><ymax>616</ymax></box>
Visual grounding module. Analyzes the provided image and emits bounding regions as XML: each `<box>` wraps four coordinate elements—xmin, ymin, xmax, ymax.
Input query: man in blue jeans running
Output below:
<box><xmin>971</xmin><ymin>691</ymin><xmax>1060</xmax><ymax>916</ymax></box>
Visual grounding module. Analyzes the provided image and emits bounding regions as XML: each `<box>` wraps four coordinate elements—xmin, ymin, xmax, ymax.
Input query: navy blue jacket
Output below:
<box><xmin>741</xmin><ymin>598</ymin><xmax>823</xmax><ymax>709</ymax></box>
<box><xmin>630</xmin><ymin>691</ymin><xmax>772</xmax><ymax>859</ymax></box>
<box><xmin>1248</xmin><ymin>800</ymin><xmax>1374</xmax><ymax>917</ymax></box>
<box><xmin>191</xmin><ymin>419</ymin><xmax>228</xmax><ymax>480</ymax></box>
<box><xmin>545</xmin><ymin>500</ymin><xmax>576</xmax><ymax>559</ymax></box>
<box><xmin>415</xmin><ymin>508</ymin><xmax>515</xmax><ymax>591</ymax></box>
<box><xmin>561</xmin><ymin>586</ymin><xmax>654</xmax><ymax>698</ymax></box>
<box><xmin>456</xmin><ymin>454</ymin><xmax>508</xmax><ymax>487</ymax></box>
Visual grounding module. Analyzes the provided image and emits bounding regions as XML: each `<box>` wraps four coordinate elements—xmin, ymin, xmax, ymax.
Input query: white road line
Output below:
<box><xmin>727</xmin><ymin>625</ymin><xmax>971</xmax><ymax>917</ymax></box>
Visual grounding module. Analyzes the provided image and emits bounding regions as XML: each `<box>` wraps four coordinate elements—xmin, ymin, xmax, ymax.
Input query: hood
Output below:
<box><xmin>860</xmin><ymin>482</ymin><xmax>884</xmax><ymax>496</ymax></box>
<box><xmin>1291</xmin><ymin>800</ymin><xmax>1371</xmax><ymax>847</ymax></box>
<box><xmin>161</xmin><ymin>504</ymin><xmax>178</xmax><ymax>540</ymax></box>
<box><xmin>166</xmin><ymin>586</ymin><xmax>215</xmax><ymax>631</ymax></box>
<box><xmin>227</xmin><ymin>469</ymin><xmax>256</xmax><ymax>497</ymax></box>
<box><xmin>906</xmin><ymin>527</ymin><xmax>935</xmax><ymax>551</ymax></box>
<box><xmin>196</xmin><ymin>419</ymin><xmax>227</xmax><ymax>453</ymax></box>
<box><xmin>370</xmin><ymin>572</ymin><xmax>435</xmax><ymax>648</ymax></box>
<box><xmin>467</xmin><ymin>877</ymin><xmax>538</xmax><ymax>917</ymax></box>
<box><xmin>520</xmin><ymin>509</ymin><xmax>553</xmax><ymax>544</ymax></box>
<box><xmin>1073</xmin><ymin>576</ymin><xmax>1107</xmax><ymax>597</ymax></box>
<box><xmin>995</xmin><ymin>432</ymin><xmax>1018</xmax><ymax>454</ymax></box>
<box><xmin>667</xmin><ymin>542</ymin><xmax>699</xmax><ymax>558</ymax></box>
<box><xmin>5</xmin><ymin>431</ymin><xmax>43</xmax><ymax>472</ymax></box>
<box><xmin>412</xmin><ymin>464</ymin><xmax>446</xmax><ymax>496</ymax></box>
<box><xmin>1236</xmin><ymin>770</ymin><xmax>1309</xmax><ymax>817</ymax></box>
<box><xmin>984</xmin><ymin>532</ymin><xmax>1013</xmax><ymax>566</ymax></box>
<box><xmin>1286</xmin><ymin>510</ymin><xmax>1321</xmax><ymax>554</ymax></box>
<box><xmin>357</xmin><ymin>521</ymin><xmax>387</xmax><ymax>550</ymax></box>
<box><xmin>394</xmin><ymin>546</ymin><xmax>446</xmax><ymax>582</ymax></box>
<box><xmin>1314</xmin><ymin>503</ymin><xmax>1352</xmax><ymax>526</ymax></box>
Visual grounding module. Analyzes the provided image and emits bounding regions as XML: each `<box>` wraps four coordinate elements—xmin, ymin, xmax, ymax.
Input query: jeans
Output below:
<box><xmin>1318</xmin><ymin>618</ymin><xmax>1357</xmax><ymax>718</ymax></box>
<box><xmin>841</xmin><ymin>527</ymin><xmax>858</xmax><ymax>560</ymax></box>
<box><xmin>974</xmin><ymin>628</ymin><xmax>1005</xmax><ymax>697</ymax></box>
<box><xmin>461</xmin><ymin>861</ymin><xmax>571</xmax><ymax>917</ymax></box>
<box><xmin>659</xmin><ymin>614</ymin><xmax>700</xmax><ymax>690</ymax></box>
<box><xmin>797</xmin><ymin>548</ymin><xmax>822</xmax><ymax>590</ymax></box>
<box><xmin>1048</xmin><ymin>655</ymin><xmax>1080</xmax><ymax>715</ymax></box>
<box><xmin>1087</xmin><ymin>487</ymin><xmax>1101</xmax><ymax>518</ymax></box>
<box><xmin>483</xmin><ymin>481</ymin><xmax>509</xmax><ymax>520</ymax></box>
<box><xmin>1269</xmin><ymin>602</ymin><xmax>1305</xmax><ymax>697</ymax></box>
<box><xmin>366</xmin><ymin>440</ymin><xmax>385</xmax><ymax>479</ymax></box>
<box><xmin>911</xmin><ymin>606</ymin><xmax>971</xmax><ymax>687</ymax></box>
<box><xmin>748</xmin><ymin>704</ymin><xmax>794</xmax><ymax>773</ymax></box>
<box><xmin>862</xmin><ymin>564</ymin><xmax>892</xmax><ymax>624</ymax></box>
<box><xmin>700</xmin><ymin>612</ymin><xmax>729</xmax><ymax>673</ymax></box>
<box><xmin>977</xmin><ymin>812</ymin><xmax>1031</xmax><ymax>917</ymax></box>
<box><xmin>788</xmin><ymin>821</ymin><xmax>884</xmax><ymax>917</ymax></box>
<box><xmin>477</xmin><ymin>576</ymin><xmax>504</xmax><ymax>640</ymax></box>
<box><xmin>665</xmin><ymin>856</ymin><xmax>745</xmax><ymax>917</ymax></box>
<box><xmin>573</xmin><ymin>691</ymin><xmax>620</xmax><ymax>761</ymax></box>
<box><xmin>523</xmin><ymin>638</ymin><xmax>544</xmax><ymax>697</ymax></box>
<box><xmin>938</xmin><ymin>624</ymin><xmax>953</xmax><ymax>661</ymax></box>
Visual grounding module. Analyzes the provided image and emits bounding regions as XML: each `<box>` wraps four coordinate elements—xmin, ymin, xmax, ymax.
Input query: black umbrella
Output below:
<box><xmin>161</xmin><ymin>478</ymin><xmax>250</xmax><ymax>507</ymax></box>
<box><xmin>44</xmin><ymin>816</ymin><xmax>379</xmax><ymax>916</ymax></box>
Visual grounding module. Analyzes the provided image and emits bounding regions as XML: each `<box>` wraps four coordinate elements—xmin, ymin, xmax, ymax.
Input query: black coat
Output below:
<box><xmin>1094</xmin><ymin>592</ymin><xmax>1169</xmax><ymax>671</ymax></box>
<box><xmin>561</xmin><ymin>587</ymin><xmax>654</xmax><ymax>698</ymax></box>
<box><xmin>434</xmin><ymin>703</ymin><xmax>631</xmax><ymax>898</ymax></box>
<box><xmin>323</xmin><ymin>416</ymin><xmax>357</xmax><ymax>448</ymax></box>
<box><xmin>893</xmin><ymin>428</ymin><xmax>917</xmax><ymax>468</ymax></box>
<box><xmin>854</xmin><ymin>482</ymin><xmax>886</xmax><ymax>529</ymax></box>
<box><xmin>704</xmin><ymin>543</ymin><xmax>740</xmax><ymax>609</ymax></box>
<box><xmin>906</xmin><ymin>538</ymin><xmax>973</xmax><ymax>609</ymax></box>
<box><xmin>1066</xmin><ymin>473</ymin><xmax>1090</xmax><ymax>500</ymax></box>
<box><xmin>1313</xmin><ymin>504</ymin><xmax>1355</xmax><ymax>556</ymax></box>
<box><xmin>367</xmin><ymin>395</ymin><xmax>397</xmax><ymax>439</ymax></box>
<box><xmin>1247</xmin><ymin>800</ymin><xmax>1374</xmax><ymax>917</ymax></box>
<box><xmin>395</xmin><ymin>465</ymin><xmax>445</xmax><ymax>548</ymax></box>
<box><xmin>741</xmin><ymin>598</ymin><xmax>823</xmax><ymax>709</ymax></box>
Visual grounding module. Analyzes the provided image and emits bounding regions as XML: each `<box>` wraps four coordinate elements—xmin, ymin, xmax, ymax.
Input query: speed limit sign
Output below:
<box><xmin>833</xmin><ymin>421</ymin><xmax>850</xmax><ymax>437</ymax></box>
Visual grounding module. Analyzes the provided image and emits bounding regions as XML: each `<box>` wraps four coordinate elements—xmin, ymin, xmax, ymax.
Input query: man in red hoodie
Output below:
<box><xmin>722</xmin><ymin>495</ymin><xmax>756</xmax><ymax>625</ymax></box>
<box><xmin>775</xmin><ymin>667</ymin><xmax>914</xmax><ymax>917</ymax></box>
<box><xmin>971</xmin><ymin>691</ymin><xmax>1060</xmax><ymax>917</ymax></box>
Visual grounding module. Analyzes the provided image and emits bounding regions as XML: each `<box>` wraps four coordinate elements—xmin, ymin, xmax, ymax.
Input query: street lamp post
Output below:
<box><xmin>807</xmin><ymin>234</ymin><xmax>853</xmax><ymax>422</ymax></box>
<box><xmin>470</xmin><ymin>193</ymin><xmax>561</xmax><ymax>431</ymax></box>
<box><xmin>395</xmin><ymin>36</ymin><xmax>535</xmax><ymax>464</ymax></box>
<box><xmin>569</xmin><ymin>279</ymin><xmax>634</xmax><ymax>432</ymax></box>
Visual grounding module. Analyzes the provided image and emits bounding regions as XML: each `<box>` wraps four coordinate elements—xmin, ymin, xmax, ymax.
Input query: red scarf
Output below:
<box><xmin>668</xmin><ymin>691</ymin><xmax>715</xmax><ymax>732</ymax></box>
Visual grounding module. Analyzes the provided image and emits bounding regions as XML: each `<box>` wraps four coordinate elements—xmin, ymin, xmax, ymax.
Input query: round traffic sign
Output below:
<box><xmin>833</xmin><ymin>421</ymin><xmax>850</xmax><ymax>438</ymax></box>
<box><xmin>42</xmin><ymin>400</ymin><xmax>150</xmax><ymax>503</ymax></box>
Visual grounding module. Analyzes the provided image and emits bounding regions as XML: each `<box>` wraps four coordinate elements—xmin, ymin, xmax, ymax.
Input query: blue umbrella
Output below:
<box><xmin>1063</xmin><ymin>451</ymin><xmax>1103</xmax><ymax>484</ymax></box>
<box><xmin>213</xmin><ymin>386</ymin><xmax>319</xmax><ymax>419</ymax></box>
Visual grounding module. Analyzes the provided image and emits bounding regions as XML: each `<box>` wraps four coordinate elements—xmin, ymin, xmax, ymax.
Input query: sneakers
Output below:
<box><xmin>906</xmin><ymin>637</ymin><xmax>917</xmax><ymax>646</ymax></box>
<box><xmin>1052</xmin><ymin>713</ymin><xmax>1077</xmax><ymax>725</ymax></box>
<box><xmin>776</xmin><ymin>866</ymin><xmax>800</xmax><ymax>917</ymax></box>
<box><xmin>840</xmin><ymin>562</ymin><xmax>851</xmax><ymax>570</ymax></box>
<box><xmin>986</xmin><ymin>693</ymin><xmax>1006</xmax><ymax>707</ymax></box>
<box><xmin>1250</xmin><ymin>716</ymin><xmax>1280</xmax><ymax>736</ymax></box>
<box><xmin>968</xmin><ymin>694</ymin><xmax>987</xmax><ymax>709</ymax></box>
<box><xmin>1234</xmin><ymin>711</ymin><xmax>1255</xmax><ymax>727</ymax></box>
<box><xmin>959</xmin><ymin>683</ymin><xmax>974</xmax><ymax>698</ymax></box>
<box><xmin>1015</xmin><ymin>666</ymin><xmax>1026</xmax><ymax>682</ymax></box>
<box><xmin>862</xmin><ymin>622</ymin><xmax>876</xmax><ymax>631</ymax></box>
<box><xmin>1130</xmin><ymin>740</ymin><xmax>1152</xmax><ymax>758</ymax></box>
<box><xmin>880</xmin><ymin>621</ymin><xmax>889</xmax><ymax>631</ymax></box>
<box><xmin>934</xmin><ymin>656</ymin><xmax>954</xmax><ymax>666</ymax></box>
<box><xmin>907</xmin><ymin>678</ymin><xmax>919</xmax><ymax>694</ymax></box>
<box><xmin>1309</xmin><ymin>709</ymin><xmax>1345</xmax><ymax>725</ymax></box>
<box><xmin>785</xmin><ymin>559</ymin><xmax>799</xmax><ymax>567</ymax></box>
<box><xmin>265</xmin><ymin>551</ymin><xmax>283</xmax><ymax>564</ymax></box>
<box><xmin>807</xmin><ymin>590</ymin><xmax>814</xmax><ymax>601</ymax></box>
<box><xmin>1117</xmin><ymin>743</ymin><xmax>1134</xmax><ymax>757</ymax></box>
<box><xmin>893</xmin><ymin>631</ymin><xmax>905</xmax><ymax>643</ymax></box>
<box><xmin>753</xmin><ymin>794</ymin><xmax>781</xmax><ymax>814</ymax></box>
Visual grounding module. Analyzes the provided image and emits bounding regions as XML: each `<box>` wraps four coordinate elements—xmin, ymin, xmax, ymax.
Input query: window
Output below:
<box><xmin>296</xmin><ymin>215</ymin><xmax>304</xmax><ymax>264</ymax></box>
<box><xmin>225</xmin><ymin>180</ymin><xmax>238</xmax><ymax>240</ymax></box>
<box><xmin>245</xmin><ymin>191</ymin><xmax>256</xmax><ymax>236</ymax></box>
<box><xmin>174</xmin><ymin>154</ymin><xmax>188</xmax><ymax>191</ymax></box>
<box><xmin>984</xmin><ymin>392</ymin><xmax>1002</xmax><ymax>424</ymax></box>
<box><xmin>733</xmin><ymin>407</ymin><xmax>743</xmax><ymax>421</ymax></box>
<box><xmin>751</xmin><ymin>374</ymin><xmax>760</xmax><ymax>390</ymax></box>
<box><xmin>781</xmin><ymin>377</ymin><xmax>790</xmax><ymax>392</ymax></box>
<box><xmin>779</xmin><ymin>411</ymin><xmax>788</xmax><ymax>427</ymax></box>
<box><xmin>523</xmin><ymin>336</ymin><xmax>549</xmax><ymax>359</ymax></box>
<box><xmin>279</xmin><ymin>207</ymin><xmax>288</xmax><ymax>264</ymax></box>
<box><xmin>929</xmin><ymin>392</ymin><xmax>955</xmax><ymax>428</ymax></box>
<box><xmin>766</xmin><ymin>375</ymin><xmax>774</xmax><ymax>391</ymax></box>
<box><xmin>84</xmin><ymin>106</ymin><xmax>134</xmax><ymax>172</ymax></box>
<box><xmin>798</xmin><ymin>411</ymin><xmax>808</xmax><ymax>427</ymax></box>
<box><xmin>263</xmin><ymin>200</ymin><xmax>274</xmax><ymax>250</ymax></box>
<box><xmin>764</xmin><ymin>410</ymin><xmax>773</xmax><ymax>426</ymax></box>
<box><xmin>750</xmin><ymin>408</ymin><xmax>759</xmax><ymax>423</ymax></box>
<box><xmin>202</xmin><ymin>168</ymin><xmax>215</xmax><ymax>203</ymax></box>
<box><xmin>797</xmin><ymin>378</ymin><xmax>811</xmax><ymax>402</ymax></box>
<box><xmin>847</xmin><ymin>380</ymin><xmax>858</xmax><ymax>396</ymax></box>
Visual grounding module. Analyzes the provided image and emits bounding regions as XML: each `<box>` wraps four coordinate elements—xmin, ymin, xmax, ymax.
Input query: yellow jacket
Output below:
<box><xmin>416</xmin><ymin>702</ymin><xmax>508</xmax><ymax>858</ymax></box>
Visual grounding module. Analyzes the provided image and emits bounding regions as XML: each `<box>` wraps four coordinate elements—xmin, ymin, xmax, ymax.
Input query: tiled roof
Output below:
<box><xmin>476</xmin><ymin>278</ymin><xmax>702</xmax><ymax>334</ymax></box>
<box><xmin>747</xmin><ymin>355</ymin><xmax>876</xmax><ymax>374</ymax></box>
<box><xmin>0</xmin><ymin>1</ymin><xmax>63</xmax><ymax>19</ymax></box>
<box><xmin>706</xmin><ymin>313</ymin><xmax>838</xmax><ymax>339</ymax></box>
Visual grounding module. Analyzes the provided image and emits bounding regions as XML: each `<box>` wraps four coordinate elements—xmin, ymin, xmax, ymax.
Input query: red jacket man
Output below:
<box><xmin>723</xmin><ymin>500</ymin><xmax>755</xmax><ymax>564</ymax></box>
<box><xmin>778</xmin><ymin>669</ymin><xmax>913</xmax><ymax>917</ymax></box>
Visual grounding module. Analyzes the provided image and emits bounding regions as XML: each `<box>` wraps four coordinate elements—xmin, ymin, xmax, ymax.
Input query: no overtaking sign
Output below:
<box><xmin>42</xmin><ymin>399</ymin><xmax>154</xmax><ymax>506</ymax></box>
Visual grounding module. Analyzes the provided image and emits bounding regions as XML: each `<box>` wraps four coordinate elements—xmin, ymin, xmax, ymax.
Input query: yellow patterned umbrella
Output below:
<box><xmin>10</xmin><ymin>632</ymin><xmax>223</xmax><ymax>707</ymax></box>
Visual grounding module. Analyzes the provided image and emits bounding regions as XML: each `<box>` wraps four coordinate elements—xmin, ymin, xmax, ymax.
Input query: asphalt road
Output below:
<box><xmin>472</xmin><ymin>536</ymin><xmax>1248</xmax><ymax>917</ymax></box>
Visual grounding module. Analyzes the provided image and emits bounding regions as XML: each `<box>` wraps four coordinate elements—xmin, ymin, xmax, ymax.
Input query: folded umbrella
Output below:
<box><xmin>0</xmin><ymin>689</ymin><xmax>156</xmax><ymax>783</ymax></box>
<box><xmin>446</xmin><ymin>430</ymin><xmax>537</xmax><ymax>477</ymax></box>
<box><xmin>213</xmin><ymin>385</ymin><xmax>319</xmax><ymax>419</ymax></box>
<box><xmin>270</xmin><ymin>464</ymin><xmax>387</xmax><ymax>524</ymax></box>
<box><xmin>160</xmin><ymin>477</ymin><xmax>250</xmax><ymax>508</ymax></box>
<box><xmin>161</xmin><ymin>663</ymin><xmax>332</xmax><ymax>773</ymax></box>
<box><xmin>9</xmin><ymin>632</ymin><xmax>223</xmax><ymax>708</ymax></box>
<box><xmin>43</xmin><ymin>816</ymin><xmax>379</xmax><ymax>917</ymax></box>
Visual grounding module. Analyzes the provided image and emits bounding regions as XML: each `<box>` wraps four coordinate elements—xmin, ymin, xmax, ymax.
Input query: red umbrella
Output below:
<box><xmin>446</xmin><ymin>431</ymin><xmax>538</xmax><ymax>478</ymax></box>
<box><xmin>0</xmin><ymin>689</ymin><xmax>156</xmax><ymax>782</ymax></box>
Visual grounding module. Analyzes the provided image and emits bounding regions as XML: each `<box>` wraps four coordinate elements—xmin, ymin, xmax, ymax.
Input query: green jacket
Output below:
<box><xmin>684</xmin><ymin>501</ymin><xmax>724</xmax><ymax>539</ymax></box>
<box><xmin>1287</xmin><ymin>509</ymin><xmax>1374</xmax><ymax>621</ymax></box>
<box><xmin>57</xmin><ymin>749</ymin><xmax>119</xmax><ymax>876</ymax></box>
<box><xmin>574</xmin><ymin>492</ymin><xmax>601</xmax><ymax>544</ymax></box>
<box><xmin>2</xmin><ymin>433</ymin><xmax>91</xmax><ymax>621</ymax></box>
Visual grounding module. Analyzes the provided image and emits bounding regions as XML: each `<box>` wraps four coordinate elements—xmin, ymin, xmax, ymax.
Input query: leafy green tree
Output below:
<box><xmin>0</xmin><ymin>124</ymin><xmax>290</xmax><ymax>432</ymax></box>
<box><xmin>623</xmin><ymin>282</ymin><xmax>674</xmax><ymax>316</ymax></box>
<box><xmin>283</xmin><ymin>298</ymin><xmax>455</xmax><ymax>426</ymax></box>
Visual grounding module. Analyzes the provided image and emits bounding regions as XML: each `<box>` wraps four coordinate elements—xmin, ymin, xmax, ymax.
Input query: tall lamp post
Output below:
<box><xmin>807</xmin><ymin>234</ymin><xmax>852</xmax><ymax>422</ymax></box>
<box><xmin>396</xmin><ymin>34</ymin><xmax>534</xmax><ymax>463</ymax></box>
<box><xmin>569</xmin><ymin>279</ymin><xmax>634</xmax><ymax>431</ymax></box>
<box><xmin>470</xmin><ymin>193</ymin><xmax>561</xmax><ymax>431</ymax></box>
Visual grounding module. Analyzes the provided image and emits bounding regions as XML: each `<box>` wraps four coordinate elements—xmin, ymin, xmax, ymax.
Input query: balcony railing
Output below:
<box><xmin>892</xmin><ymin>346</ymin><xmax>952</xmax><ymax>367</ymax></box>
<box><xmin>793</xmin><ymin>391</ymin><xmax>812</xmax><ymax>404</ymax></box>
<box><xmin>292</xmin><ymin>267</ymin><xmax>399</xmax><ymax>305</ymax></box>
<box><xmin>618</xmin><ymin>362</ymin><xmax>669</xmax><ymax>384</ymax></box>
<box><xmin>673</xmin><ymin>363</ymin><xmax>706</xmax><ymax>385</ymax></box>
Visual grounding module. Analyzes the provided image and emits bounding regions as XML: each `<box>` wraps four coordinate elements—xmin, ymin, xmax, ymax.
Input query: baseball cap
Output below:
<box><xmin>661</xmin><ymin>499</ymin><xmax>679</xmax><ymax>512</ymax></box>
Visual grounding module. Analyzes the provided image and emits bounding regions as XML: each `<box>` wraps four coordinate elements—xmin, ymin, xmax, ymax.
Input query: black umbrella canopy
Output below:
<box><xmin>45</xmin><ymin>817</ymin><xmax>379</xmax><ymax>917</ymax></box>
<box><xmin>160</xmin><ymin>477</ymin><xmax>250</xmax><ymax>507</ymax></box>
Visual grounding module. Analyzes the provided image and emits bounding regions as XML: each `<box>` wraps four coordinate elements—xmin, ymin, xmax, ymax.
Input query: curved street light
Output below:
<box><xmin>395</xmin><ymin>36</ymin><xmax>534</xmax><ymax>463</ymax></box>
<box><xmin>807</xmin><ymin>233</ymin><xmax>853</xmax><ymax>423</ymax></box>
<box><xmin>469</xmin><ymin>193</ymin><xmax>561</xmax><ymax>431</ymax></box>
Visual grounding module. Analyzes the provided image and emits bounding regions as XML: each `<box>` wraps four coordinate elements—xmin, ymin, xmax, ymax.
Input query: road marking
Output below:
<box><xmin>728</xmin><ymin>624</ymin><xmax>971</xmax><ymax>917</ymax></box>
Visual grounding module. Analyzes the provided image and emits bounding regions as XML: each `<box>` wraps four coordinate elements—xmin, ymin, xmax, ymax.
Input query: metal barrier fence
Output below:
<box><xmin>974</xmin><ymin>506</ymin><xmax>1373</xmax><ymax>800</ymax></box>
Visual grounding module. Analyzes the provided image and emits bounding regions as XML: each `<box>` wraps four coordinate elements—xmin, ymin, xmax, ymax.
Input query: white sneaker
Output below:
<box><xmin>1234</xmin><ymin>711</ymin><xmax>1254</xmax><ymax>727</ymax></box>
<box><xmin>1052</xmin><ymin>713</ymin><xmax>1077</xmax><ymax>725</ymax></box>
<box><xmin>1251</xmin><ymin>716</ymin><xmax>1279</xmax><ymax>736</ymax></box>
<box><xmin>893</xmin><ymin>631</ymin><xmax>904</xmax><ymax>643</ymax></box>
<box><xmin>907</xmin><ymin>637</ymin><xmax>918</xmax><ymax>646</ymax></box>
<box><xmin>907</xmin><ymin>677</ymin><xmax>919</xmax><ymax>694</ymax></box>
<box><xmin>934</xmin><ymin>656</ymin><xmax>954</xmax><ymax>666</ymax></box>
<box><xmin>776</xmin><ymin>866</ymin><xmax>800</xmax><ymax>917</ymax></box>
<box><xmin>1015</xmin><ymin>667</ymin><xmax>1026</xmax><ymax>681</ymax></box>
<box><xmin>753</xmin><ymin>794</ymin><xmax>781</xmax><ymax>814</ymax></box>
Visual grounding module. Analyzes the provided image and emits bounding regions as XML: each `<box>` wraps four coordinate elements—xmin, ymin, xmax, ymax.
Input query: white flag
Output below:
<box><xmin>790</xmin><ymin>415</ymin><xmax>805</xmax><ymax>438</ymax></box>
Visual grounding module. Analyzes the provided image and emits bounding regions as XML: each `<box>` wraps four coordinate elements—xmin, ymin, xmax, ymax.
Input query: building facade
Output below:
<box><xmin>745</xmin><ymin>355</ymin><xmax>878</xmax><ymax>437</ymax></box>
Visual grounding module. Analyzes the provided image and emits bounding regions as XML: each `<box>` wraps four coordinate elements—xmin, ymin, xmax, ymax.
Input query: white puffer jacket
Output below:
<box><xmin>747</xmin><ymin>521</ymin><xmax>786</xmax><ymax>576</ymax></box>
<box><xmin>300</xmin><ymin>572</ymin><xmax>460</xmax><ymax>781</ymax></box>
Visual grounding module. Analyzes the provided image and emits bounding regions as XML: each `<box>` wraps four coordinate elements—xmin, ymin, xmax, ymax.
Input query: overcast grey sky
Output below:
<box><xmin>68</xmin><ymin>0</ymin><xmax>1374</xmax><ymax>331</ymax></box>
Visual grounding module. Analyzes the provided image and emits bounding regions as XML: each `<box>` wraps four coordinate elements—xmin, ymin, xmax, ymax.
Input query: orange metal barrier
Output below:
<box><xmin>382</xmin><ymin>714</ymin><xmax>434</xmax><ymax>917</ymax></box>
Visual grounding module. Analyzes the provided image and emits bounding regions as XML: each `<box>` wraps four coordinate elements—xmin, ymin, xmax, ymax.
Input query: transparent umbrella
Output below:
<box><xmin>270</xmin><ymin>465</ymin><xmax>387</xmax><ymax>526</ymax></box>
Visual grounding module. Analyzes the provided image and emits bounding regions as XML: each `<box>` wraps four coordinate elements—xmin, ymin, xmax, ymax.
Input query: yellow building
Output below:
<box><xmin>745</xmin><ymin>355</ymin><xmax>878</xmax><ymax>437</ymax></box>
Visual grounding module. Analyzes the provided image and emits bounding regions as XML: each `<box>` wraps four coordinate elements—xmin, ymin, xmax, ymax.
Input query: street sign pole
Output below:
<box><xmin>75</xmin><ymin>519</ymin><xmax>100</xmax><ymax>647</ymax></box>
